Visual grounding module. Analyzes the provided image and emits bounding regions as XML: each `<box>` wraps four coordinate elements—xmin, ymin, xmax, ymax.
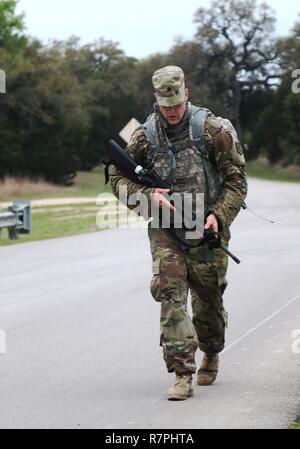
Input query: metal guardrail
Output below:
<box><xmin>0</xmin><ymin>201</ymin><xmax>31</xmax><ymax>240</ymax></box>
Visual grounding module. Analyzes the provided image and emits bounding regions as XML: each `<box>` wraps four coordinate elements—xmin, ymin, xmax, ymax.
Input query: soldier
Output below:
<box><xmin>110</xmin><ymin>66</ymin><xmax>247</xmax><ymax>401</ymax></box>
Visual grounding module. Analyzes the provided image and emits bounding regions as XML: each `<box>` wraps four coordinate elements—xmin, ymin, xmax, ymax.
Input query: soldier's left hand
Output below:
<box><xmin>204</xmin><ymin>213</ymin><xmax>219</xmax><ymax>234</ymax></box>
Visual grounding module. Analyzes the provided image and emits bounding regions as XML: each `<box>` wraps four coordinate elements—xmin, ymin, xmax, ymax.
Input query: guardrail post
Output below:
<box><xmin>0</xmin><ymin>201</ymin><xmax>31</xmax><ymax>240</ymax></box>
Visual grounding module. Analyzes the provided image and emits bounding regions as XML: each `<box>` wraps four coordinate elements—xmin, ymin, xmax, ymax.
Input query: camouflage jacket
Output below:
<box><xmin>110</xmin><ymin>106</ymin><xmax>248</xmax><ymax>241</ymax></box>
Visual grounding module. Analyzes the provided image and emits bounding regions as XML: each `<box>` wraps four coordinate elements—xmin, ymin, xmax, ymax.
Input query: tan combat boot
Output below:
<box><xmin>197</xmin><ymin>353</ymin><xmax>219</xmax><ymax>386</ymax></box>
<box><xmin>167</xmin><ymin>374</ymin><xmax>193</xmax><ymax>401</ymax></box>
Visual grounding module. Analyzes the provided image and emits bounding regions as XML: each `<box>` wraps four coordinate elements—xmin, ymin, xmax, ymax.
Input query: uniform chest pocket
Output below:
<box><xmin>175</xmin><ymin>149</ymin><xmax>204</xmax><ymax>177</ymax></box>
<box><xmin>152</xmin><ymin>152</ymin><xmax>174</xmax><ymax>180</ymax></box>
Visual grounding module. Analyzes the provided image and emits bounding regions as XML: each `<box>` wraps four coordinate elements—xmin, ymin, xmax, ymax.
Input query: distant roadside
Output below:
<box><xmin>246</xmin><ymin>158</ymin><xmax>300</xmax><ymax>184</ymax></box>
<box><xmin>0</xmin><ymin>166</ymin><xmax>112</xmax><ymax>246</ymax></box>
<box><xmin>289</xmin><ymin>420</ymin><xmax>300</xmax><ymax>429</ymax></box>
<box><xmin>0</xmin><ymin>166</ymin><xmax>110</xmax><ymax>202</ymax></box>
<box><xmin>1</xmin><ymin>160</ymin><xmax>300</xmax><ymax>204</ymax></box>
<box><xmin>1</xmin><ymin>161</ymin><xmax>300</xmax><ymax>246</ymax></box>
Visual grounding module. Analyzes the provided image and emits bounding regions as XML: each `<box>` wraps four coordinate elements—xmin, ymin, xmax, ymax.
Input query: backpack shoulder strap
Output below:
<box><xmin>142</xmin><ymin>113</ymin><xmax>157</xmax><ymax>150</ymax></box>
<box><xmin>190</xmin><ymin>106</ymin><xmax>211</xmax><ymax>160</ymax></box>
<box><xmin>190</xmin><ymin>106</ymin><xmax>224</xmax><ymax>206</ymax></box>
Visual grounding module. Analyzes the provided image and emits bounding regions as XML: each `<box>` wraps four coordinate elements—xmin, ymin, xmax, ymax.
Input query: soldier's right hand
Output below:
<box><xmin>153</xmin><ymin>188</ymin><xmax>176</xmax><ymax>211</ymax></box>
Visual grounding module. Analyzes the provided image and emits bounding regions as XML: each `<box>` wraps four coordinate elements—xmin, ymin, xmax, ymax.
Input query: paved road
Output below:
<box><xmin>0</xmin><ymin>178</ymin><xmax>299</xmax><ymax>429</ymax></box>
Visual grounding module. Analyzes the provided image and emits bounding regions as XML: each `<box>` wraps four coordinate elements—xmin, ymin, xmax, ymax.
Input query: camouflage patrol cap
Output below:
<box><xmin>152</xmin><ymin>66</ymin><xmax>186</xmax><ymax>107</ymax></box>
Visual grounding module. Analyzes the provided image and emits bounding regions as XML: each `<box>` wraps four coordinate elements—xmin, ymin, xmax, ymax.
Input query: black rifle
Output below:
<box><xmin>104</xmin><ymin>139</ymin><xmax>170</xmax><ymax>189</ymax></box>
<box><xmin>104</xmin><ymin>139</ymin><xmax>241</xmax><ymax>264</ymax></box>
<box><xmin>203</xmin><ymin>229</ymin><xmax>241</xmax><ymax>264</ymax></box>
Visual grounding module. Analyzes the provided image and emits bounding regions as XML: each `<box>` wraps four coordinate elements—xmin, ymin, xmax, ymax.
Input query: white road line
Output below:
<box><xmin>223</xmin><ymin>292</ymin><xmax>300</xmax><ymax>353</ymax></box>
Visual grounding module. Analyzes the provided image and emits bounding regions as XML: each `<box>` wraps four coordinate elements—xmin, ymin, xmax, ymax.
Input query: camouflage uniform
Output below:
<box><xmin>110</xmin><ymin>66</ymin><xmax>247</xmax><ymax>377</ymax></box>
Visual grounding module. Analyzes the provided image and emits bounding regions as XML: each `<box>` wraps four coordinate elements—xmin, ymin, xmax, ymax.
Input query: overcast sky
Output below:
<box><xmin>16</xmin><ymin>0</ymin><xmax>300</xmax><ymax>58</ymax></box>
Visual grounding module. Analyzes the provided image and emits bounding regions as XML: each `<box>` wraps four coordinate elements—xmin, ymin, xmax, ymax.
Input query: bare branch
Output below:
<box><xmin>239</xmin><ymin>74</ymin><xmax>281</xmax><ymax>88</ymax></box>
<box><xmin>221</xmin><ymin>25</ymin><xmax>238</xmax><ymax>66</ymax></box>
<box><xmin>247</xmin><ymin>48</ymin><xmax>278</xmax><ymax>62</ymax></box>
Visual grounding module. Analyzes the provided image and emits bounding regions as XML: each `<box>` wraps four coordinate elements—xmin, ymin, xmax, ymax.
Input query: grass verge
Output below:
<box><xmin>246</xmin><ymin>159</ymin><xmax>300</xmax><ymax>183</ymax></box>
<box><xmin>0</xmin><ymin>201</ymin><xmax>139</xmax><ymax>246</ymax></box>
<box><xmin>289</xmin><ymin>421</ymin><xmax>300</xmax><ymax>429</ymax></box>
<box><xmin>0</xmin><ymin>203</ymin><xmax>100</xmax><ymax>246</ymax></box>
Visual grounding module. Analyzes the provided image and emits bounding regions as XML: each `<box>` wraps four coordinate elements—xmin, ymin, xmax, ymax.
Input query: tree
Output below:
<box><xmin>0</xmin><ymin>38</ymin><xmax>90</xmax><ymax>184</ymax></box>
<box><xmin>239</xmin><ymin>87</ymin><xmax>275</xmax><ymax>159</ymax></box>
<box><xmin>63</xmin><ymin>38</ymin><xmax>140</xmax><ymax>168</ymax></box>
<box><xmin>0</xmin><ymin>0</ymin><xmax>27</xmax><ymax>52</ymax></box>
<box><xmin>194</xmin><ymin>0</ymin><xmax>280</xmax><ymax>139</ymax></box>
<box><xmin>0</xmin><ymin>0</ymin><xmax>28</xmax><ymax>180</ymax></box>
<box><xmin>252</xmin><ymin>21</ymin><xmax>300</xmax><ymax>165</ymax></box>
<box><xmin>0</xmin><ymin>33</ymin><xmax>141</xmax><ymax>184</ymax></box>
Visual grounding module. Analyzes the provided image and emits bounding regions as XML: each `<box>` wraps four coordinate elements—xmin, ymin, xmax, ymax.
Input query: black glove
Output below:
<box><xmin>203</xmin><ymin>229</ymin><xmax>221</xmax><ymax>249</ymax></box>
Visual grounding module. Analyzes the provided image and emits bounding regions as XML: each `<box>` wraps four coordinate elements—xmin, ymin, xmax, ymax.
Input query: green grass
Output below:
<box><xmin>0</xmin><ymin>166</ymin><xmax>143</xmax><ymax>246</ymax></box>
<box><xmin>0</xmin><ymin>166</ymin><xmax>115</xmax><ymax>245</ymax></box>
<box><xmin>0</xmin><ymin>203</ymin><xmax>100</xmax><ymax>246</ymax></box>
<box><xmin>68</xmin><ymin>166</ymin><xmax>112</xmax><ymax>197</ymax></box>
<box><xmin>0</xmin><ymin>201</ymin><xmax>139</xmax><ymax>246</ymax></box>
<box><xmin>289</xmin><ymin>421</ymin><xmax>300</xmax><ymax>429</ymax></box>
<box><xmin>246</xmin><ymin>160</ymin><xmax>300</xmax><ymax>183</ymax></box>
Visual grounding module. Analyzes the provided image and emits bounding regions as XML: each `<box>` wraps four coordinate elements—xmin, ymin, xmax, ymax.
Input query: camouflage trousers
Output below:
<box><xmin>148</xmin><ymin>226</ymin><xmax>229</xmax><ymax>375</ymax></box>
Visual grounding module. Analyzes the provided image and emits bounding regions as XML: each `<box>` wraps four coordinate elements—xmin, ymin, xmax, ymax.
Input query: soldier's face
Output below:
<box><xmin>158</xmin><ymin>88</ymin><xmax>189</xmax><ymax>126</ymax></box>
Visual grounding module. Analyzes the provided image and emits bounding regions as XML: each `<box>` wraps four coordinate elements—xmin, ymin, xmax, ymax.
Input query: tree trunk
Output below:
<box><xmin>230</xmin><ymin>78</ymin><xmax>242</xmax><ymax>141</ymax></box>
